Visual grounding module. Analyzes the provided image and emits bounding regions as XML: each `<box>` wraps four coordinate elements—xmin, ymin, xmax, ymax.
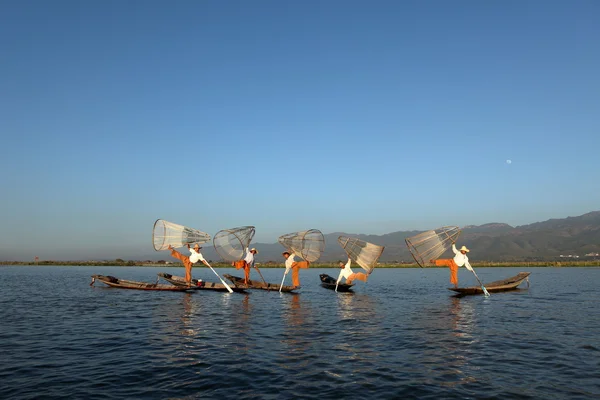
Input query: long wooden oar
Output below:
<box><xmin>254</xmin><ymin>266</ymin><xmax>269</xmax><ymax>290</ymax></box>
<box><xmin>205</xmin><ymin>262</ymin><xmax>233</xmax><ymax>293</ymax></box>
<box><xmin>335</xmin><ymin>270</ymin><xmax>343</xmax><ymax>292</ymax></box>
<box><xmin>470</xmin><ymin>268</ymin><xmax>490</xmax><ymax>297</ymax></box>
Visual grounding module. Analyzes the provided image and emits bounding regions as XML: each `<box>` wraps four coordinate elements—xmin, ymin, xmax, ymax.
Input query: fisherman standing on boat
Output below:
<box><xmin>430</xmin><ymin>243</ymin><xmax>473</xmax><ymax>288</ymax></box>
<box><xmin>168</xmin><ymin>243</ymin><xmax>211</xmax><ymax>284</ymax></box>
<box><xmin>336</xmin><ymin>257</ymin><xmax>368</xmax><ymax>285</ymax></box>
<box><xmin>282</xmin><ymin>251</ymin><xmax>309</xmax><ymax>289</ymax></box>
<box><xmin>232</xmin><ymin>247</ymin><xmax>258</xmax><ymax>284</ymax></box>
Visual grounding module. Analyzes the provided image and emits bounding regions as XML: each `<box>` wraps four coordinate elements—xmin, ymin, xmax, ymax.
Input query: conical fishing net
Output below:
<box><xmin>213</xmin><ymin>226</ymin><xmax>256</xmax><ymax>262</ymax></box>
<box><xmin>337</xmin><ymin>236</ymin><xmax>385</xmax><ymax>275</ymax></box>
<box><xmin>405</xmin><ymin>226</ymin><xmax>461</xmax><ymax>267</ymax></box>
<box><xmin>152</xmin><ymin>219</ymin><xmax>211</xmax><ymax>251</ymax></box>
<box><xmin>278</xmin><ymin>229</ymin><xmax>325</xmax><ymax>263</ymax></box>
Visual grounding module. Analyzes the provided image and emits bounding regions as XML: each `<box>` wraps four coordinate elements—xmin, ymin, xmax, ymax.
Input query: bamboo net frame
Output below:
<box><xmin>405</xmin><ymin>226</ymin><xmax>461</xmax><ymax>267</ymax></box>
<box><xmin>152</xmin><ymin>219</ymin><xmax>211</xmax><ymax>251</ymax></box>
<box><xmin>338</xmin><ymin>236</ymin><xmax>385</xmax><ymax>275</ymax></box>
<box><xmin>278</xmin><ymin>229</ymin><xmax>325</xmax><ymax>263</ymax></box>
<box><xmin>213</xmin><ymin>226</ymin><xmax>256</xmax><ymax>262</ymax></box>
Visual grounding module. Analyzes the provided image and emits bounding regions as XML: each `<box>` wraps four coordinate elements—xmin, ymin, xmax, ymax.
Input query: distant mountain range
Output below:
<box><xmin>171</xmin><ymin>211</ymin><xmax>600</xmax><ymax>263</ymax></box>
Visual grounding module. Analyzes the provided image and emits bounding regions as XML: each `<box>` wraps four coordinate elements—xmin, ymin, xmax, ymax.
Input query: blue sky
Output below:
<box><xmin>1</xmin><ymin>0</ymin><xmax>599</xmax><ymax>260</ymax></box>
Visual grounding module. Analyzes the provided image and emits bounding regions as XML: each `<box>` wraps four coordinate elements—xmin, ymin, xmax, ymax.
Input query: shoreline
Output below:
<box><xmin>2</xmin><ymin>261</ymin><xmax>599</xmax><ymax>268</ymax></box>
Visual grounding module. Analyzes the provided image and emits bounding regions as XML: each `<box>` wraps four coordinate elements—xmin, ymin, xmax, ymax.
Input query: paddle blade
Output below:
<box><xmin>482</xmin><ymin>286</ymin><xmax>491</xmax><ymax>297</ymax></box>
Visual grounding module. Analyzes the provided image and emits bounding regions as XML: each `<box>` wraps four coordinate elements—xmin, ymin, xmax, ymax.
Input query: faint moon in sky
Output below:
<box><xmin>506</xmin><ymin>159</ymin><xmax>512</xmax><ymax>164</ymax></box>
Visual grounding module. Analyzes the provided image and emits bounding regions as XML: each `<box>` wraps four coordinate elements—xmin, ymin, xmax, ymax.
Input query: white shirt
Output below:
<box><xmin>336</xmin><ymin>258</ymin><xmax>353</xmax><ymax>284</ymax></box>
<box><xmin>284</xmin><ymin>254</ymin><xmax>296</xmax><ymax>272</ymax></box>
<box><xmin>189</xmin><ymin>248</ymin><xmax>205</xmax><ymax>264</ymax></box>
<box><xmin>452</xmin><ymin>244</ymin><xmax>473</xmax><ymax>271</ymax></box>
<box><xmin>244</xmin><ymin>248</ymin><xmax>255</xmax><ymax>267</ymax></box>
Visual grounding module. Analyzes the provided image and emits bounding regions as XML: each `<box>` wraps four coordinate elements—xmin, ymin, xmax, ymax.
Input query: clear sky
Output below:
<box><xmin>1</xmin><ymin>0</ymin><xmax>599</xmax><ymax>261</ymax></box>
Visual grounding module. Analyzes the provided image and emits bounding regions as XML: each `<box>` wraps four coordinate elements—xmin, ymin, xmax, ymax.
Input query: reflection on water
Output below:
<box><xmin>445</xmin><ymin>297</ymin><xmax>479</xmax><ymax>386</ymax></box>
<box><xmin>449</xmin><ymin>296</ymin><xmax>476</xmax><ymax>341</ymax></box>
<box><xmin>332</xmin><ymin>292</ymin><xmax>383</xmax><ymax>388</ymax></box>
<box><xmin>336</xmin><ymin>293</ymin><xmax>377</xmax><ymax>323</ymax></box>
<box><xmin>181</xmin><ymin>293</ymin><xmax>197</xmax><ymax>337</ymax></box>
<box><xmin>2</xmin><ymin>267</ymin><xmax>599</xmax><ymax>400</ymax></box>
<box><xmin>336</xmin><ymin>292</ymin><xmax>356</xmax><ymax>320</ymax></box>
<box><xmin>407</xmin><ymin>296</ymin><xmax>483</xmax><ymax>388</ymax></box>
<box><xmin>231</xmin><ymin>294</ymin><xmax>253</xmax><ymax>354</ymax></box>
<box><xmin>281</xmin><ymin>295</ymin><xmax>312</xmax><ymax>359</ymax></box>
<box><xmin>151</xmin><ymin>293</ymin><xmax>199</xmax><ymax>339</ymax></box>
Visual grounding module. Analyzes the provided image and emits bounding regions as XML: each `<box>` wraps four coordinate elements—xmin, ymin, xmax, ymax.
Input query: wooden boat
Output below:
<box><xmin>157</xmin><ymin>272</ymin><xmax>246</xmax><ymax>293</ymax></box>
<box><xmin>91</xmin><ymin>275</ymin><xmax>199</xmax><ymax>291</ymax></box>
<box><xmin>223</xmin><ymin>274</ymin><xmax>297</xmax><ymax>293</ymax></box>
<box><xmin>319</xmin><ymin>274</ymin><xmax>354</xmax><ymax>292</ymax></box>
<box><xmin>449</xmin><ymin>272</ymin><xmax>531</xmax><ymax>295</ymax></box>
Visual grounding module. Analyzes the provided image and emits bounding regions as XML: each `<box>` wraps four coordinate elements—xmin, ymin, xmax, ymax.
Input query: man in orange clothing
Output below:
<box><xmin>232</xmin><ymin>247</ymin><xmax>258</xmax><ymax>284</ymax></box>
<box><xmin>168</xmin><ymin>243</ymin><xmax>211</xmax><ymax>284</ymax></box>
<box><xmin>336</xmin><ymin>258</ymin><xmax>369</xmax><ymax>285</ymax></box>
<box><xmin>282</xmin><ymin>251</ymin><xmax>309</xmax><ymax>288</ymax></box>
<box><xmin>431</xmin><ymin>243</ymin><xmax>474</xmax><ymax>287</ymax></box>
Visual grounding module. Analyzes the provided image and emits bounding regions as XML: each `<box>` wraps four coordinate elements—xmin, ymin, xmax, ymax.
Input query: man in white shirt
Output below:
<box><xmin>282</xmin><ymin>251</ymin><xmax>309</xmax><ymax>288</ymax></box>
<box><xmin>336</xmin><ymin>257</ymin><xmax>368</xmax><ymax>285</ymax></box>
<box><xmin>168</xmin><ymin>243</ymin><xmax>211</xmax><ymax>284</ymax></box>
<box><xmin>233</xmin><ymin>247</ymin><xmax>258</xmax><ymax>284</ymax></box>
<box><xmin>430</xmin><ymin>243</ymin><xmax>474</xmax><ymax>287</ymax></box>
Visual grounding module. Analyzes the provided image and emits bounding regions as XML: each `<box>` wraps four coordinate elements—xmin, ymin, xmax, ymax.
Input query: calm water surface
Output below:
<box><xmin>1</xmin><ymin>266</ymin><xmax>599</xmax><ymax>399</ymax></box>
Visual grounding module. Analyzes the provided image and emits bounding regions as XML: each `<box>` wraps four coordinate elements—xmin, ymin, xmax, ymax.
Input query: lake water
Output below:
<box><xmin>1</xmin><ymin>266</ymin><xmax>599</xmax><ymax>399</ymax></box>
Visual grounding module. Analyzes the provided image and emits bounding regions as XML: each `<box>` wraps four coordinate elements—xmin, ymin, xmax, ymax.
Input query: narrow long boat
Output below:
<box><xmin>223</xmin><ymin>274</ymin><xmax>298</xmax><ymax>293</ymax></box>
<box><xmin>91</xmin><ymin>275</ymin><xmax>199</xmax><ymax>291</ymax></box>
<box><xmin>449</xmin><ymin>272</ymin><xmax>531</xmax><ymax>295</ymax></box>
<box><xmin>157</xmin><ymin>272</ymin><xmax>247</xmax><ymax>293</ymax></box>
<box><xmin>319</xmin><ymin>273</ymin><xmax>354</xmax><ymax>292</ymax></box>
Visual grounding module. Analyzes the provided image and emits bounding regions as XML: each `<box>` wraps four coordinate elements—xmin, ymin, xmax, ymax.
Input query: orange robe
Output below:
<box><xmin>170</xmin><ymin>248</ymin><xmax>194</xmax><ymax>283</ymax></box>
<box><xmin>346</xmin><ymin>272</ymin><xmax>368</xmax><ymax>285</ymax></box>
<box><xmin>234</xmin><ymin>260</ymin><xmax>250</xmax><ymax>283</ymax></box>
<box><xmin>291</xmin><ymin>261</ymin><xmax>309</xmax><ymax>287</ymax></box>
<box><xmin>435</xmin><ymin>259</ymin><xmax>459</xmax><ymax>286</ymax></box>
